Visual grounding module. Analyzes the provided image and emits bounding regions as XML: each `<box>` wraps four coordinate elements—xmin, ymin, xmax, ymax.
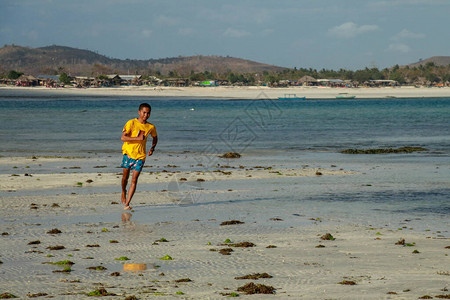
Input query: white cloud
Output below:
<box><xmin>261</xmin><ymin>29</ymin><xmax>274</xmax><ymax>36</ymax></box>
<box><xmin>391</xmin><ymin>29</ymin><xmax>425</xmax><ymax>40</ymax></box>
<box><xmin>22</xmin><ymin>30</ymin><xmax>39</xmax><ymax>41</ymax></box>
<box><xmin>141</xmin><ymin>29</ymin><xmax>153</xmax><ymax>38</ymax></box>
<box><xmin>178</xmin><ymin>27</ymin><xmax>195</xmax><ymax>36</ymax></box>
<box><xmin>223</xmin><ymin>28</ymin><xmax>250</xmax><ymax>38</ymax></box>
<box><xmin>328</xmin><ymin>22</ymin><xmax>379</xmax><ymax>39</ymax></box>
<box><xmin>387</xmin><ymin>43</ymin><xmax>411</xmax><ymax>53</ymax></box>
<box><xmin>369</xmin><ymin>0</ymin><xmax>448</xmax><ymax>8</ymax></box>
<box><xmin>154</xmin><ymin>15</ymin><xmax>178</xmax><ymax>27</ymax></box>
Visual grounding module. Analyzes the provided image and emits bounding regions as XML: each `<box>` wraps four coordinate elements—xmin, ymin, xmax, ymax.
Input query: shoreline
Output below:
<box><xmin>2</xmin><ymin>85</ymin><xmax>450</xmax><ymax>99</ymax></box>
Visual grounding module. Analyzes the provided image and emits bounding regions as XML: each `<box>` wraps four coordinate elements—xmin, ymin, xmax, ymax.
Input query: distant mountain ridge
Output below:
<box><xmin>407</xmin><ymin>56</ymin><xmax>450</xmax><ymax>67</ymax></box>
<box><xmin>0</xmin><ymin>44</ymin><xmax>286</xmax><ymax>76</ymax></box>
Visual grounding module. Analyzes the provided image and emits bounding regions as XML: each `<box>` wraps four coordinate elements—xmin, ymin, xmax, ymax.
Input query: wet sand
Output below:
<box><xmin>0</xmin><ymin>156</ymin><xmax>449</xmax><ymax>299</ymax></box>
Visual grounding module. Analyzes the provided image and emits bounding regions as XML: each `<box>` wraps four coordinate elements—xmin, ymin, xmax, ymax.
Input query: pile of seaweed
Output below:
<box><xmin>341</xmin><ymin>147</ymin><xmax>428</xmax><ymax>154</ymax></box>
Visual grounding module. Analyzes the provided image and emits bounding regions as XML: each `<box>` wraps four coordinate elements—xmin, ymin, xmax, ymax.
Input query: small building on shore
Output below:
<box><xmin>17</xmin><ymin>75</ymin><xmax>39</xmax><ymax>86</ymax></box>
<box><xmin>368</xmin><ymin>80</ymin><xmax>398</xmax><ymax>87</ymax></box>
<box><xmin>298</xmin><ymin>75</ymin><xmax>318</xmax><ymax>86</ymax></box>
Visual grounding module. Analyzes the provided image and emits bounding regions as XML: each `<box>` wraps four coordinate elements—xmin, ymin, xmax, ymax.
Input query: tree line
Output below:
<box><xmin>165</xmin><ymin>62</ymin><xmax>450</xmax><ymax>85</ymax></box>
<box><xmin>3</xmin><ymin>62</ymin><xmax>450</xmax><ymax>86</ymax></box>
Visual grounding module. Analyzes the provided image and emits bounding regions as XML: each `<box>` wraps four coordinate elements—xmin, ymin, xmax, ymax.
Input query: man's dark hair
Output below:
<box><xmin>139</xmin><ymin>103</ymin><xmax>151</xmax><ymax>111</ymax></box>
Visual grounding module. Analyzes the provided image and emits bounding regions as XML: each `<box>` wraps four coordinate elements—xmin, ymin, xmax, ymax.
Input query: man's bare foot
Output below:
<box><xmin>124</xmin><ymin>206</ymin><xmax>132</xmax><ymax>210</ymax></box>
<box><xmin>121</xmin><ymin>191</ymin><xmax>127</xmax><ymax>204</ymax></box>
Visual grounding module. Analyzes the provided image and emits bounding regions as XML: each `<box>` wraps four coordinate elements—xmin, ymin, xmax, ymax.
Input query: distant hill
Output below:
<box><xmin>0</xmin><ymin>44</ymin><xmax>286</xmax><ymax>76</ymax></box>
<box><xmin>407</xmin><ymin>56</ymin><xmax>450</xmax><ymax>67</ymax></box>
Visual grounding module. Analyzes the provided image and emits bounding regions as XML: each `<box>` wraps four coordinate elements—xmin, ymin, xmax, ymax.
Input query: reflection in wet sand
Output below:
<box><xmin>121</xmin><ymin>212</ymin><xmax>132</xmax><ymax>222</ymax></box>
<box><xmin>123</xmin><ymin>263</ymin><xmax>147</xmax><ymax>272</ymax></box>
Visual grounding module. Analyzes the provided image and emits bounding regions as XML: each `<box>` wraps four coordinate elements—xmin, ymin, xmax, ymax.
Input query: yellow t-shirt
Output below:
<box><xmin>122</xmin><ymin>119</ymin><xmax>157</xmax><ymax>160</ymax></box>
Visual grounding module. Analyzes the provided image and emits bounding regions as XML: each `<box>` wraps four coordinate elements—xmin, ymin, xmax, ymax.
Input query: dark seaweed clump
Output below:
<box><xmin>87</xmin><ymin>288</ymin><xmax>116</xmax><ymax>296</ymax></box>
<box><xmin>0</xmin><ymin>293</ymin><xmax>17</xmax><ymax>299</ymax></box>
<box><xmin>219</xmin><ymin>248</ymin><xmax>234</xmax><ymax>255</ymax></box>
<box><xmin>27</xmin><ymin>293</ymin><xmax>48</xmax><ymax>298</ymax></box>
<box><xmin>237</xmin><ymin>282</ymin><xmax>276</xmax><ymax>294</ymax></box>
<box><xmin>341</xmin><ymin>147</ymin><xmax>427</xmax><ymax>154</ymax></box>
<box><xmin>235</xmin><ymin>273</ymin><xmax>272</xmax><ymax>280</ymax></box>
<box><xmin>321</xmin><ymin>233</ymin><xmax>335</xmax><ymax>240</ymax></box>
<box><xmin>220</xmin><ymin>220</ymin><xmax>244</xmax><ymax>226</ymax></box>
<box><xmin>47</xmin><ymin>245</ymin><xmax>65</xmax><ymax>250</ymax></box>
<box><xmin>230</xmin><ymin>241</ymin><xmax>255</xmax><ymax>248</ymax></box>
<box><xmin>174</xmin><ymin>278</ymin><xmax>192</xmax><ymax>283</ymax></box>
<box><xmin>219</xmin><ymin>152</ymin><xmax>241</xmax><ymax>158</ymax></box>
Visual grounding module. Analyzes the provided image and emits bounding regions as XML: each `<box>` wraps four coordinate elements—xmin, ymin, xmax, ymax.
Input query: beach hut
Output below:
<box><xmin>369</xmin><ymin>80</ymin><xmax>398</xmax><ymax>87</ymax></box>
<box><xmin>298</xmin><ymin>75</ymin><xmax>318</xmax><ymax>86</ymax></box>
<box><xmin>74</xmin><ymin>76</ymin><xmax>95</xmax><ymax>87</ymax></box>
<box><xmin>107</xmin><ymin>74</ymin><xmax>122</xmax><ymax>86</ymax></box>
<box><xmin>17</xmin><ymin>75</ymin><xmax>38</xmax><ymax>86</ymax></box>
<box><xmin>163</xmin><ymin>78</ymin><xmax>188</xmax><ymax>87</ymax></box>
<box><xmin>118</xmin><ymin>75</ymin><xmax>142</xmax><ymax>86</ymax></box>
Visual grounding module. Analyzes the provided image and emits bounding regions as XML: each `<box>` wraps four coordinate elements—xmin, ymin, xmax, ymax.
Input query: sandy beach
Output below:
<box><xmin>1</xmin><ymin>154</ymin><xmax>449</xmax><ymax>299</ymax></box>
<box><xmin>2</xmin><ymin>85</ymin><xmax>450</xmax><ymax>99</ymax></box>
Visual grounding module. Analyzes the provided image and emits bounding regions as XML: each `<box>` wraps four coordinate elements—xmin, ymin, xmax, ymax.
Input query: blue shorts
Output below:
<box><xmin>120</xmin><ymin>154</ymin><xmax>145</xmax><ymax>172</ymax></box>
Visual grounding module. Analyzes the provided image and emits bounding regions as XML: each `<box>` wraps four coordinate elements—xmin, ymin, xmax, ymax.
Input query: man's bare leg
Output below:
<box><xmin>121</xmin><ymin>168</ymin><xmax>130</xmax><ymax>205</ymax></box>
<box><xmin>124</xmin><ymin>170</ymin><xmax>141</xmax><ymax>210</ymax></box>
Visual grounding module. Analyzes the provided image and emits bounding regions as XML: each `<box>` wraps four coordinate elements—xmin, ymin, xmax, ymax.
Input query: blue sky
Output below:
<box><xmin>1</xmin><ymin>0</ymin><xmax>448</xmax><ymax>70</ymax></box>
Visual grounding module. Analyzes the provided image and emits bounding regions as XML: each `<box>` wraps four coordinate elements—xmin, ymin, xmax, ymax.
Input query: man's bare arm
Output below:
<box><xmin>148</xmin><ymin>136</ymin><xmax>158</xmax><ymax>156</ymax></box>
<box><xmin>121</xmin><ymin>130</ymin><xmax>145</xmax><ymax>142</ymax></box>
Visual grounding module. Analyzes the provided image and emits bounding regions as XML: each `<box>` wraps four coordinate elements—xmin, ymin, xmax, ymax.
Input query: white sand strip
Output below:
<box><xmin>2</xmin><ymin>85</ymin><xmax>450</xmax><ymax>99</ymax></box>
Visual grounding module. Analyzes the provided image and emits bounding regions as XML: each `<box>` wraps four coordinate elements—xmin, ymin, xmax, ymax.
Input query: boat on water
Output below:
<box><xmin>336</xmin><ymin>93</ymin><xmax>356</xmax><ymax>99</ymax></box>
<box><xmin>278</xmin><ymin>94</ymin><xmax>306</xmax><ymax>100</ymax></box>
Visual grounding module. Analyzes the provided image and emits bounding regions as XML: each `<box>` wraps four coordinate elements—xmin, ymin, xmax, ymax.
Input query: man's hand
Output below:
<box><xmin>138</xmin><ymin>130</ymin><xmax>146</xmax><ymax>140</ymax></box>
<box><xmin>148</xmin><ymin>148</ymin><xmax>154</xmax><ymax>156</ymax></box>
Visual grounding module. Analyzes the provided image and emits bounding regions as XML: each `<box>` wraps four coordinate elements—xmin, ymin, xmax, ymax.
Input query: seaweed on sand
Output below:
<box><xmin>219</xmin><ymin>152</ymin><xmax>241</xmax><ymax>159</ymax></box>
<box><xmin>235</xmin><ymin>273</ymin><xmax>272</xmax><ymax>280</ymax></box>
<box><xmin>0</xmin><ymin>293</ymin><xmax>17</xmax><ymax>299</ymax></box>
<box><xmin>230</xmin><ymin>242</ymin><xmax>255</xmax><ymax>248</ymax></box>
<box><xmin>321</xmin><ymin>233</ymin><xmax>335</xmax><ymax>240</ymax></box>
<box><xmin>47</xmin><ymin>245</ymin><xmax>65</xmax><ymax>250</ymax></box>
<box><xmin>87</xmin><ymin>266</ymin><xmax>107</xmax><ymax>271</ymax></box>
<box><xmin>220</xmin><ymin>220</ymin><xmax>244</xmax><ymax>226</ymax></box>
<box><xmin>87</xmin><ymin>288</ymin><xmax>116</xmax><ymax>296</ymax></box>
<box><xmin>395</xmin><ymin>238</ymin><xmax>405</xmax><ymax>245</ymax></box>
<box><xmin>219</xmin><ymin>248</ymin><xmax>233</xmax><ymax>255</ymax></box>
<box><xmin>237</xmin><ymin>282</ymin><xmax>276</xmax><ymax>294</ymax></box>
<box><xmin>26</xmin><ymin>293</ymin><xmax>48</xmax><ymax>298</ymax></box>
<box><xmin>48</xmin><ymin>260</ymin><xmax>74</xmax><ymax>266</ymax></box>
<box><xmin>341</xmin><ymin>147</ymin><xmax>428</xmax><ymax>154</ymax></box>
<box><xmin>174</xmin><ymin>278</ymin><xmax>192</xmax><ymax>283</ymax></box>
<box><xmin>159</xmin><ymin>255</ymin><xmax>173</xmax><ymax>260</ymax></box>
<box><xmin>53</xmin><ymin>266</ymin><xmax>72</xmax><ymax>273</ymax></box>
<box><xmin>115</xmin><ymin>256</ymin><xmax>130</xmax><ymax>261</ymax></box>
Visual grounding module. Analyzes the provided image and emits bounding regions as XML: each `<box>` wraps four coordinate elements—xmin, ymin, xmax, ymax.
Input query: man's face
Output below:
<box><xmin>139</xmin><ymin>107</ymin><xmax>151</xmax><ymax>121</ymax></box>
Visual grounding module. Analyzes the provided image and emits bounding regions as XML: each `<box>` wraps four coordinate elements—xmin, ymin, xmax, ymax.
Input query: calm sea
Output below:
<box><xmin>0</xmin><ymin>90</ymin><xmax>449</xmax><ymax>232</ymax></box>
<box><xmin>1</xmin><ymin>91</ymin><xmax>449</xmax><ymax>156</ymax></box>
